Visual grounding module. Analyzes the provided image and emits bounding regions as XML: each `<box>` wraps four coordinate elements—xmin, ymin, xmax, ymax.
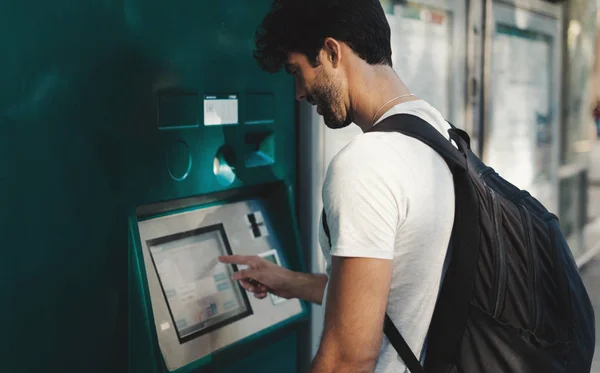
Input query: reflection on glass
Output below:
<box><xmin>388</xmin><ymin>2</ymin><xmax>453</xmax><ymax>118</ymax></box>
<box><xmin>488</xmin><ymin>24</ymin><xmax>553</xmax><ymax>206</ymax></box>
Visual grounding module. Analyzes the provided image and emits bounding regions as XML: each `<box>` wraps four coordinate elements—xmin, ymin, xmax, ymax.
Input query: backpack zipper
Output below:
<box><xmin>490</xmin><ymin>189</ymin><xmax>507</xmax><ymax>317</ymax></box>
<box><xmin>519</xmin><ymin>204</ymin><xmax>541</xmax><ymax>332</ymax></box>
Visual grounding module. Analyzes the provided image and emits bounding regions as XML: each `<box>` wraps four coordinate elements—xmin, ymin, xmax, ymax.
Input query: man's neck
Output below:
<box><xmin>347</xmin><ymin>64</ymin><xmax>416</xmax><ymax>132</ymax></box>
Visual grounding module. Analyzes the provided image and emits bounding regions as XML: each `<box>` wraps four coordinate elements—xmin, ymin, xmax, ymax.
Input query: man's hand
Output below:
<box><xmin>219</xmin><ymin>255</ymin><xmax>297</xmax><ymax>300</ymax></box>
<box><xmin>219</xmin><ymin>255</ymin><xmax>328</xmax><ymax>304</ymax></box>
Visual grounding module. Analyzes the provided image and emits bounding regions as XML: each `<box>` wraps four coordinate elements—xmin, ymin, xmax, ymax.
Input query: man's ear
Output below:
<box><xmin>322</xmin><ymin>37</ymin><xmax>342</xmax><ymax>67</ymax></box>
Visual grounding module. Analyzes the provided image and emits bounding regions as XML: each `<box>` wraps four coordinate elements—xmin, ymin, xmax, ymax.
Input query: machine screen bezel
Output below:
<box><xmin>146</xmin><ymin>223</ymin><xmax>253</xmax><ymax>344</ymax></box>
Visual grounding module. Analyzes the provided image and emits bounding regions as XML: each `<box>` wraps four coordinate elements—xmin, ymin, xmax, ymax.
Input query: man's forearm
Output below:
<box><xmin>290</xmin><ymin>272</ymin><xmax>328</xmax><ymax>304</ymax></box>
<box><xmin>310</xmin><ymin>347</ymin><xmax>374</xmax><ymax>373</ymax></box>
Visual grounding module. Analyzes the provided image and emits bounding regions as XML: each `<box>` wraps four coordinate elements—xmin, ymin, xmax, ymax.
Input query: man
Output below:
<box><xmin>219</xmin><ymin>1</ymin><xmax>455</xmax><ymax>372</ymax></box>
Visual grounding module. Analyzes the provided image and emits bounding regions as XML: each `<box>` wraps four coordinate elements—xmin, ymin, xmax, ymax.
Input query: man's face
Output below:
<box><xmin>285</xmin><ymin>52</ymin><xmax>352</xmax><ymax>129</ymax></box>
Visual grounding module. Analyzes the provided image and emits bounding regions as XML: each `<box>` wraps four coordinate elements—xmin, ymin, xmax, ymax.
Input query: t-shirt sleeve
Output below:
<box><xmin>322</xmin><ymin>138</ymin><xmax>411</xmax><ymax>260</ymax></box>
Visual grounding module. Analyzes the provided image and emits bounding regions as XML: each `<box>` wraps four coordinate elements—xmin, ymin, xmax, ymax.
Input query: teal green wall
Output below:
<box><xmin>0</xmin><ymin>1</ymin><xmax>304</xmax><ymax>372</ymax></box>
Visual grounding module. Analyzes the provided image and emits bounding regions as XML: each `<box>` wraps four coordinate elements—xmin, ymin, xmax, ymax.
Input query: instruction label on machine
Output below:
<box><xmin>204</xmin><ymin>94</ymin><xmax>239</xmax><ymax>126</ymax></box>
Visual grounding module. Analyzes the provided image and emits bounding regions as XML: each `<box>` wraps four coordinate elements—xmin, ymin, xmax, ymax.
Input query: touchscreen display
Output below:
<box><xmin>147</xmin><ymin>224</ymin><xmax>252</xmax><ymax>342</ymax></box>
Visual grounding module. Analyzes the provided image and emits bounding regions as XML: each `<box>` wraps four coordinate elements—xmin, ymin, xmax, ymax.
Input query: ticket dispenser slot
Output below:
<box><xmin>134</xmin><ymin>197</ymin><xmax>304</xmax><ymax>372</ymax></box>
<box><xmin>244</xmin><ymin>131</ymin><xmax>275</xmax><ymax>168</ymax></box>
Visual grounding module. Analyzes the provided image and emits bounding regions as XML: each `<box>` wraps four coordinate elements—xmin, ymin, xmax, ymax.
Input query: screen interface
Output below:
<box><xmin>147</xmin><ymin>224</ymin><xmax>252</xmax><ymax>342</ymax></box>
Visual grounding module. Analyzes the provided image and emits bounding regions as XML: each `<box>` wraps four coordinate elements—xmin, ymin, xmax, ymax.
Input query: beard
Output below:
<box><xmin>321</xmin><ymin>103</ymin><xmax>352</xmax><ymax>129</ymax></box>
<box><xmin>310</xmin><ymin>69</ymin><xmax>352</xmax><ymax>130</ymax></box>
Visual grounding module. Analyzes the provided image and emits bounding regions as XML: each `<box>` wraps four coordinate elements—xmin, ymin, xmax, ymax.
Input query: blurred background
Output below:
<box><xmin>1</xmin><ymin>0</ymin><xmax>599</xmax><ymax>372</ymax></box>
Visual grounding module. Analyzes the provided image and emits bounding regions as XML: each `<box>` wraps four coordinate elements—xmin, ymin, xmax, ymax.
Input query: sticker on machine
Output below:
<box><xmin>247</xmin><ymin>211</ymin><xmax>269</xmax><ymax>239</ymax></box>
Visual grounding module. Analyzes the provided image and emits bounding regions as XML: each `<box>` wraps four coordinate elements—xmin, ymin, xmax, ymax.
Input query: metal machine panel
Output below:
<box><xmin>137</xmin><ymin>199</ymin><xmax>303</xmax><ymax>372</ymax></box>
<box><xmin>484</xmin><ymin>0</ymin><xmax>563</xmax><ymax>212</ymax></box>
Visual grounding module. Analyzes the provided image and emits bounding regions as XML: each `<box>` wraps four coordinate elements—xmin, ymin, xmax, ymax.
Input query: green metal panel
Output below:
<box><xmin>120</xmin><ymin>0</ymin><xmax>297</xmax><ymax>206</ymax></box>
<box><xmin>0</xmin><ymin>1</ymin><xmax>128</xmax><ymax>372</ymax></box>
<box><xmin>216</xmin><ymin>332</ymin><xmax>299</xmax><ymax>373</ymax></box>
<box><xmin>1</xmin><ymin>0</ymin><xmax>306</xmax><ymax>372</ymax></box>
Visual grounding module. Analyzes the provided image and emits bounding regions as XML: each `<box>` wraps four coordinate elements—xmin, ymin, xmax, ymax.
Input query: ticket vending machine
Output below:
<box><xmin>129</xmin><ymin>189</ymin><xmax>308</xmax><ymax>373</ymax></box>
<box><xmin>297</xmin><ymin>0</ymin><xmax>470</xmax><ymax>357</ymax></box>
<box><xmin>482</xmin><ymin>0</ymin><xmax>563</xmax><ymax>213</ymax></box>
<box><xmin>126</xmin><ymin>1</ymin><xmax>309</xmax><ymax>372</ymax></box>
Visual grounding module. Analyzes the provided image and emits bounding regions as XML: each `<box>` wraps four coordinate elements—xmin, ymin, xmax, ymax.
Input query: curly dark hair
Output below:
<box><xmin>253</xmin><ymin>0</ymin><xmax>393</xmax><ymax>73</ymax></box>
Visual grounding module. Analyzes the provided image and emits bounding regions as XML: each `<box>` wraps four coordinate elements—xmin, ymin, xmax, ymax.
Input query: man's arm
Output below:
<box><xmin>310</xmin><ymin>255</ymin><xmax>393</xmax><ymax>373</ymax></box>
<box><xmin>291</xmin><ymin>271</ymin><xmax>329</xmax><ymax>305</ymax></box>
<box><xmin>220</xmin><ymin>255</ymin><xmax>328</xmax><ymax>305</ymax></box>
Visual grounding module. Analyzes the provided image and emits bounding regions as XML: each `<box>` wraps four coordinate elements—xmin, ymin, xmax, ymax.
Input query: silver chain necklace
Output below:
<box><xmin>370</xmin><ymin>93</ymin><xmax>414</xmax><ymax>128</ymax></box>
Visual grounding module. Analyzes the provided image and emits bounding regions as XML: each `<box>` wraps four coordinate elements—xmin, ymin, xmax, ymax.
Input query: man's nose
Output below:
<box><xmin>295</xmin><ymin>85</ymin><xmax>307</xmax><ymax>101</ymax></box>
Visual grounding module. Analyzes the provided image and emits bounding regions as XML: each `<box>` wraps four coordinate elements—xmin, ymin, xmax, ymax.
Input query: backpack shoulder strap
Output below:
<box><xmin>383</xmin><ymin>314</ymin><xmax>427</xmax><ymax>373</ymax></box>
<box><xmin>367</xmin><ymin>114</ymin><xmax>469</xmax><ymax>172</ymax></box>
<box><xmin>368</xmin><ymin>113</ymin><xmax>482</xmax><ymax>365</ymax></box>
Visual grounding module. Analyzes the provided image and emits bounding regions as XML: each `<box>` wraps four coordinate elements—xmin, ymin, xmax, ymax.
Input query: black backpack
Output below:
<box><xmin>321</xmin><ymin>114</ymin><xmax>596</xmax><ymax>373</ymax></box>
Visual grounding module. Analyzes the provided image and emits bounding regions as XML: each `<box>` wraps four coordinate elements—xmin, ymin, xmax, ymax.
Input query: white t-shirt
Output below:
<box><xmin>318</xmin><ymin>99</ymin><xmax>455</xmax><ymax>372</ymax></box>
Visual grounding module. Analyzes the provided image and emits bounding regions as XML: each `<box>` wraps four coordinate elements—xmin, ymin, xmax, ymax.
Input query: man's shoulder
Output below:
<box><xmin>327</xmin><ymin>133</ymin><xmax>405</xmax><ymax>175</ymax></box>
<box><xmin>329</xmin><ymin>122</ymin><xmax>445</xmax><ymax>173</ymax></box>
<box><xmin>322</xmin><ymin>133</ymin><xmax>418</xmax><ymax>201</ymax></box>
